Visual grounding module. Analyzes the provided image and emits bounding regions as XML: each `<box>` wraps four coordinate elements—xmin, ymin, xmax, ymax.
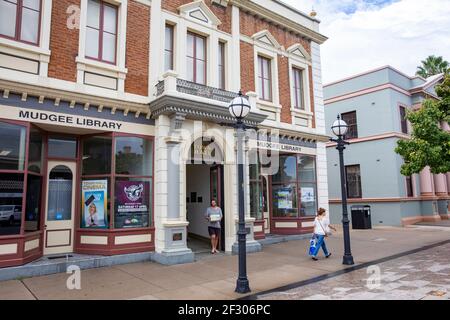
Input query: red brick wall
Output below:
<box><xmin>240</xmin><ymin>11</ymin><xmax>311</xmax><ymax>54</ymax></box>
<box><xmin>240</xmin><ymin>41</ymin><xmax>255</xmax><ymax>93</ymax></box>
<box><xmin>48</xmin><ymin>0</ymin><xmax>80</xmax><ymax>82</ymax></box>
<box><xmin>240</xmin><ymin>11</ymin><xmax>317</xmax><ymax>126</ymax></box>
<box><xmin>162</xmin><ymin>0</ymin><xmax>232</xmax><ymax>34</ymax></box>
<box><xmin>278</xmin><ymin>55</ymin><xmax>291</xmax><ymax>123</ymax></box>
<box><xmin>125</xmin><ymin>1</ymin><xmax>150</xmax><ymax>96</ymax></box>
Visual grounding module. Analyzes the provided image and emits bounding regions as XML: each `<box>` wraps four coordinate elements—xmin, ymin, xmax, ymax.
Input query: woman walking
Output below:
<box><xmin>311</xmin><ymin>207</ymin><xmax>336</xmax><ymax>261</ymax></box>
<box><xmin>205</xmin><ymin>199</ymin><xmax>223</xmax><ymax>254</ymax></box>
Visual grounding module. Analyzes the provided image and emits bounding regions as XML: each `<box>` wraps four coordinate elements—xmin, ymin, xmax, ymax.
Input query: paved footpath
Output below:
<box><xmin>0</xmin><ymin>225</ymin><xmax>449</xmax><ymax>300</ymax></box>
<box><xmin>257</xmin><ymin>242</ymin><xmax>450</xmax><ymax>300</ymax></box>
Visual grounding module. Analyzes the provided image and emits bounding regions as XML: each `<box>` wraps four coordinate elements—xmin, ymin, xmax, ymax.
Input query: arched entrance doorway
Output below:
<box><xmin>185</xmin><ymin>137</ymin><xmax>225</xmax><ymax>253</ymax></box>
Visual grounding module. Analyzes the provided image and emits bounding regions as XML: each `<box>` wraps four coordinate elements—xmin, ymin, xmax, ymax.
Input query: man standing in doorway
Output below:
<box><xmin>205</xmin><ymin>199</ymin><xmax>223</xmax><ymax>254</ymax></box>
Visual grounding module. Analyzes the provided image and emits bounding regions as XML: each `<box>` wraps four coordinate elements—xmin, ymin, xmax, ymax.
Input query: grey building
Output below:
<box><xmin>324</xmin><ymin>66</ymin><xmax>448</xmax><ymax>227</ymax></box>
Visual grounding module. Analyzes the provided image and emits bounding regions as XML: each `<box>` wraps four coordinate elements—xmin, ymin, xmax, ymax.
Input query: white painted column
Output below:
<box><xmin>176</xmin><ymin>19</ymin><xmax>187</xmax><ymax>81</ymax></box>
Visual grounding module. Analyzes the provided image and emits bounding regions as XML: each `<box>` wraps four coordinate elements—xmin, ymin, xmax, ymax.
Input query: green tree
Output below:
<box><xmin>395</xmin><ymin>73</ymin><xmax>450</xmax><ymax>175</ymax></box>
<box><xmin>416</xmin><ymin>55</ymin><xmax>449</xmax><ymax>78</ymax></box>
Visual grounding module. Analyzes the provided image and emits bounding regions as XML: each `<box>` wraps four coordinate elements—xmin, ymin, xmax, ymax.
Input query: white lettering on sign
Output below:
<box><xmin>256</xmin><ymin>140</ymin><xmax>302</xmax><ymax>153</ymax></box>
<box><xmin>18</xmin><ymin>110</ymin><xmax>123</xmax><ymax>130</ymax></box>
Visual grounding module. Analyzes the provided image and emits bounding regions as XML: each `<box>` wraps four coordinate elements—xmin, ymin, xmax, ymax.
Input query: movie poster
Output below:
<box><xmin>115</xmin><ymin>181</ymin><xmax>150</xmax><ymax>229</ymax></box>
<box><xmin>81</xmin><ymin>180</ymin><xmax>108</xmax><ymax>228</ymax></box>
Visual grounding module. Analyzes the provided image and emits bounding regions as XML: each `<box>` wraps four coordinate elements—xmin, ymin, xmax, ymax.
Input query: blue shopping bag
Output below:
<box><xmin>308</xmin><ymin>234</ymin><xmax>318</xmax><ymax>256</ymax></box>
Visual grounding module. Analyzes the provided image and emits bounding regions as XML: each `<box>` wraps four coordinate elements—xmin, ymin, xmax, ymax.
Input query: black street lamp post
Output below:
<box><xmin>330</xmin><ymin>115</ymin><xmax>355</xmax><ymax>266</ymax></box>
<box><xmin>229</xmin><ymin>91</ymin><xmax>251</xmax><ymax>294</ymax></box>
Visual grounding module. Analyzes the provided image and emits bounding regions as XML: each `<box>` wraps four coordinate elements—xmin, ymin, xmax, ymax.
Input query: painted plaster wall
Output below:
<box><xmin>327</xmin><ymin>138</ymin><xmax>404</xmax><ymax>199</ymax></box>
<box><xmin>329</xmin><ymin>202</ymin><xmax>403</xmax><ymax>226</ymax></box>
<box><xmin>324</xmin><ymin>68</ymin><xmax>390</xmax><ymax>100</ymax></box>
<box><xmin>325</xmin><ymin>90</ymin><xmax>403</xmax><ymax>138</ymax></box>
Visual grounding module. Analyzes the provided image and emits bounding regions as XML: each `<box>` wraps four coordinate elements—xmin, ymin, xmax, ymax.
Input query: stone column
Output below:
<box><xmin>419</xmin><ymin>167</ymin><xmax>440</xmax><ymax>222</ymax></box>
<box><xmin>231</xmin><ymin>131</ymin><xmax>261</xmax><ymax>254</ymax></box>
<box><xmin>446</xmin><ymin>173</ymin><xmax>450</xmax><ymax>195</ymax></box>
<box><xmin>419</xmin><ymin>167</ymin><xmax>434</xmax><ymax>196</ymax></box>
<box><xmin>153</xmin><ymin>114</ymin><xmax>194</xmax><ymax>265</ymax></box>
<box><xmin>434</xmin><ymin>173</ymin><xmax>450</xmax><ymax>219</ymax></box>
<box><xmin>434</xmin><ymin>174</ymin><xmax>448</xmax><ymax>196</ymax></box>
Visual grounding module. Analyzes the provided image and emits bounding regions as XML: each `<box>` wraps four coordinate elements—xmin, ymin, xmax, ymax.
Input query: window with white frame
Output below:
<box><xmin>218</xmin><ymin>41</ymin><xmax>225</xmax><ymax>90</ymax></box>
<box><xmin>0</xmin><ymin>0</ymin><xmax>41</xmax><ymax>45</ymax></box>
<box><xmin>292</xmin><ymin>67</ymin><xmax>304</xmax><ymax>110</ymax></box>
<box><xmin>258</xmin><ymin>55</ymin><xmax>272</xmax><ymax>101</ymax></box>
<box><xmin>164</xmin><ymin>24</ymin><xmax>174</xmax><ymax>71</ymax></box>
<box><xmin>186</xmin><ymin>32</ymin><xmax>206</xmax><ymax>85</ymax></box>
<box><xmin>85</xmin><ymin>0</ymin><xmax>118</xmax><ymax>64</ymax></box>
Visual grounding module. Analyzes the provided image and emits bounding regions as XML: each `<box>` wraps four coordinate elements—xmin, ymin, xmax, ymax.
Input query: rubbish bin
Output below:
<box><xmin>351</xmin><ymin>205</ymin><xmax>372</xmax><ymax>229</ymax></box>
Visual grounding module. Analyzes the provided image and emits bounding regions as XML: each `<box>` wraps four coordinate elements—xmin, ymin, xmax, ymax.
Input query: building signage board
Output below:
<box><xmin>81</xmin><ymin>180</ymin><xmax>108</xmax><ymax>228</ymax></box>
<box><xmin>249</xmin><ymin>139</ymin><xmax>316</xmax><ymax>155</ymax></box>
<box><xmin>0</xmin><ymin>105</ymin><xmax>155</xmax><ymax>135</ymax></box>
<box><xmin>114</xmin><ymin>181</ymin><xmax>150</xmax><ymax>229</ymax></box>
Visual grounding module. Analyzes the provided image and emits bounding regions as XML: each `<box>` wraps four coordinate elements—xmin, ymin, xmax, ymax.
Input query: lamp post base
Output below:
<box><xmin>342</xmin><ymin>254</ymin><xmax>355</xmax><ymax>265</ymax></box>
<box><xmin>235</xmin><ymin>279</ymin><xmax>251</xmax><ymax>294</ymax></box>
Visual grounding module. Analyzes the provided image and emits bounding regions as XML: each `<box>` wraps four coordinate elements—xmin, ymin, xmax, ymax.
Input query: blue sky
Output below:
<box><xmin>282</xmin><ymin>0</ymin><xmax>450</xmax><ymax>83</ymax></box>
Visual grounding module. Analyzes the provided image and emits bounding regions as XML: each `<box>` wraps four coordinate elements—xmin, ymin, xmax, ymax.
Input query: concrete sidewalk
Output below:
<box><xmin>1</xmin><ymin>226</ymin><xmax>449</xmax><ymax>300</ymax></box>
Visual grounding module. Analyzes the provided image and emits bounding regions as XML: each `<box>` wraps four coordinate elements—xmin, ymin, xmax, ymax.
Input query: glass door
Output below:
<box><xmin>44</xmin><ymin>161</ymin><xmax>76</xmax><ymax>255</ymax></box>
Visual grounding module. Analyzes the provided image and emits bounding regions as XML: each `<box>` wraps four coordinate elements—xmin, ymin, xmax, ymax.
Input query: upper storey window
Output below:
<box><xmin>0</xmin><ymin>0</ymin><xmax>41</xmax><ymax>45</ymax></box>
<box><xmin>292</xmin><ymin>68</ymin><xmax>304</xmax><ymax>110</ymax></box>
<box><xmin>164</xmin><ymin>24</ymin><xmax>174</xmax><ymax>71</ymax></box>
<box><xmin>341</xmin><ymin>111</ymin><xmax>358</xmax><ymax>140</ymax></box>
<box><xmin>85</xmin><ymin>0</ymin><xmax>118</xmax><ymax>64</ymax></box>
<box><xmin>186</xmin><ymin>32</ymin><xmax>206</xmax><ymax>85</ymax></box>
<box><xmin>258</xmin><ymin>55</ymin><xmax>272</xmax><ymax>102</ymax></box>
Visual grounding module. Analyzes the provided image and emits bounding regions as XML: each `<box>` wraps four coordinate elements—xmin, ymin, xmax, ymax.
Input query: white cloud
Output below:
<box><xmin>281</xmin><ymin>0</ymin><xmax>450</xmax><ymax>83</ymax></box>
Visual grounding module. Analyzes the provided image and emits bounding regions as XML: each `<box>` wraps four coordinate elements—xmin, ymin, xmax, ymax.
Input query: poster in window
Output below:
<box><xmin>276</xmin><ymin>188</ymin><xmax>293</xmax><ymax>209</ymax></box>
<box><xmin>301</xmin><ymin>187</ymin><xmax>315</xmax><ymax>202</ymax></box>
<box><xmin>81</xmin><ymin>180</ymin><xmax>108</xmax><ymax>228</ymax></box>
<box><xmin>115</xmin><ymin>181</ymin><xmax>150</xmax><ymax>228</ymax></box>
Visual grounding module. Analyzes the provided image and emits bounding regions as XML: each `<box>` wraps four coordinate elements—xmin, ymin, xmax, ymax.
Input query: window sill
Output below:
<box><xmin>257</xmin><ymin>99</ymin><xmax>281</xmax><ymax>111</ymax></box>
<box><xmin>290</xmin><ymin>107</ymin><xmax>313</xmax><ymax>116</ymax></box>
<box><xmin>76</xmin><ymin>56</ymin><xmax>128</xmax><ymax>78</ymax></box>
<box><xmin>0</xmin><ymin>37</ymin><xmax>50</xmax><ymax>62</ymax></box>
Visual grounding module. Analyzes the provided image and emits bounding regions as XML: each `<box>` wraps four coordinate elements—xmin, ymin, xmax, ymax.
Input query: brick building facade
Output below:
<box><xmin>0</xmin><ymin>0</ymin><xmax>328</xmax><ymax>268</ymax></box>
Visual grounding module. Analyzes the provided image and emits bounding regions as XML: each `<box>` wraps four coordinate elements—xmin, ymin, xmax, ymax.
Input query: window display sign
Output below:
<box><xmin>276</xmin><ymin>188</ymin><xmax>293</xmax><ymax>209</ymax></box>
<box><xmin>115</xmin><ymin>181</ymin><xmax>150</xmax><ymax>229</ymax></box>
<box><xmin>81</xmin><ymin>180</ymin><xmax>108</xmax><ymax>228</ymax></box>
<box><xmin>301</xmin><ymin>187</ymin><xmax>315</xmax><ymax>202</ymax></box>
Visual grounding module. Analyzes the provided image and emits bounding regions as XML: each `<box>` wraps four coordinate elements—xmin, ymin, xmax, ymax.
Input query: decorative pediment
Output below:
<box><xmin>252</xmin><ymin>30</ymin><xmax>281</xmax><ymax>49</ymax></box>
<box><xmin>287</xmin><ymin>43</ymin><xmax>311</xmax><ymax>61</ymax></box>
<box><xmin>179</xmin><ymin>0</ymin><xmax>222</xmax><ymax>28</ymax></box>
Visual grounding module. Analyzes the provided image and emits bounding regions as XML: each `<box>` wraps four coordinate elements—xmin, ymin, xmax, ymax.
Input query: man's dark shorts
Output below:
<box><xmin>208</xmin><ymin>227</ymin><xmax>220</xmax><ymax>237</ymax></box>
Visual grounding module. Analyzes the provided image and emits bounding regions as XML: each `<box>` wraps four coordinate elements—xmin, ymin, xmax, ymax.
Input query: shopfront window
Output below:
<box><xmin>249</xmin><ymin>151</ymin><xmax>263</xmax><ymax>220</ymax></box>
<box><xmin>270</xmin><ymin>153</ymin><xmax>318</xmax><ymax>219</ymax></box>
<box><xmin>82</xmin><ymin>135</ymin><xmax>112</xmax><ymax>175</ymax></box>
<box><xmin>0</xmin><ymin>173</ymin><xmax>23</xmax><ymax>235</ymax></box>
<box><xmin>298</xmin><ymin>156</ymin><xmax>317</xmax><ymax>216</ymax></box>
<box><xmin>24</xmin><ymin>174</ymin><xmax>42</xmax><ymax>232</ymax></box>
<box><xmin>115</xmin><ymin>136</ymin><xmax>152</xmax><ymax>176</ymax></box>
<box><xmin>48</xmin><ymin>135</ymin><xmax>77</xmax><ymax>159</ymax></box>
<box><xmin>81</xmin><ymin>134</ymin><xmax>153</xmax><ymax>230</ymax></box>
<box><xmin>272</xmin><ymin>155</ymin><xmax>299</xmax><ymax>218</ymax></box>
<box><xmin>0</xmin><ymin>121</ymin><xmax>26</xmax><ymax>171</ymax></box>
<box><xmin>28</xmin><ymin>128</ymin><xmax>43</xmax><ymax>174</ymax></box>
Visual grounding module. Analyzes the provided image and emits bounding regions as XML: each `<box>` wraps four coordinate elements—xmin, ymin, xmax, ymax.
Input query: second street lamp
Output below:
<box><xmin>330</xmin><ymin>115</ymin><xmax>355</xmax><ymax>266</ymax></box>
<box><xmin>228</xmin><ymin>91</ymin><xmax>251</xmax><ymax>294</ymax></box>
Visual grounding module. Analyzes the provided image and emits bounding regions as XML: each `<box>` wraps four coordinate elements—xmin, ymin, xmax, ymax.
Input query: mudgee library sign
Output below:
<box><xmin>18</xmin><ymin>109</ymin><xmax>123</xmax><ymax>130</ymax></box>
